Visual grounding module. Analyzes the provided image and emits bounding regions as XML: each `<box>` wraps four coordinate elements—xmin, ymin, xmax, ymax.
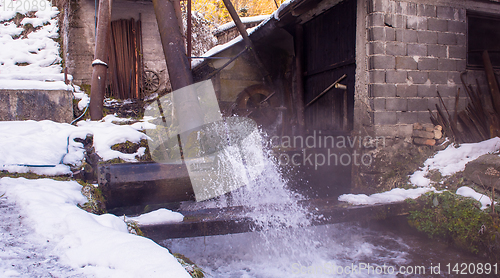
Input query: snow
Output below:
<box><xmin>127</xmin><ymin>208</ymin><xmax>184</xmax><ymax>225</ymax></box>
<box><xmin>0</xmin><ymin>0</ymin><xmax>75</xmax><ymax>91</ymax></box>
<box><xmin>191</xmin><ymin>34</ymin><xmax>243</xmax><ymax>68</ymax></box>
<box><xmin>456</xmin><ymin>186</ymin><xmax>496</xmax><ymax>210</ymax></box>
<box><xmin>0</xmin><ymin>177</ymin><xmax>190</xmax><ymax>277</ymax></box>
<box><xmin>338</xmin><ymin>187</ymin><xmax>433</xmax><ymax>206</ymax></box>
<box><xmin>410</xmin><ymin>137</ymin><xmax>500</xmax><ymax>187</ymax></box>
<box><xmin>73</xmin><ymin>88</ymin><xmax>90</xmax><ymax>111</ymax></box>
<box><xmin>213</xmin><ymin>15</ymin><xmax>270</xmax><ymax>34</ymax></box>
<box><xmin>340</xmin><ymin>138</ymin><xmax>500</xmax><ymax>206</ymax></box>
<box><xmin>0</xmin><ymin>117</ymin><xmax>153</xmax><ymax>175</ymax></box>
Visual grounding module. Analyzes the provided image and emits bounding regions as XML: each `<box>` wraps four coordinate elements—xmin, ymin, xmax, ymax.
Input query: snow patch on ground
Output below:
<box><xmin>0</xmin><ymin>177</ymin><xmax>190</xmax><ymax>278</ymax></box>
<box><xmin>410</xmin><ymin>137</ymin><xmax>500</xmax><ymax>187</ymax></box>
<box><xmin>456</xmin><ymin>186</ymin><xmax>496</xmax><ymax>210</ymax></box>
<box><xmin>338</xmin><ymin>187</ymin><xmax>433</xmax><ymax>206</ymax></box>
<box><xmin>339</xmin><ymin>138</ymin><xmax>500</xmax><ymax>206</ymax></box>
<box><xmin>0</xmin><ymin>0</ymin><xmax>78</xmax><ymax>95</ymax></box>
<box><xmin>127</xmin><ymin>208</ymin><xmax>184</xmax><ymax>226</ymax></box>
<box><xmin>0</xmin><ymin>194</ymin><xmax>85</xmax><ymax>277</ymax></box>
<box><xmin>0</xmin><ymin>118</ymin><xmax>153</xmax><ymax>175</ymax></box>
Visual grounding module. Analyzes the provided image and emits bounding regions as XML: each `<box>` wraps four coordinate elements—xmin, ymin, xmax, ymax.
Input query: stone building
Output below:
<box><xmin>192</xmin><ymin>0</ymin><xmax>500</xmax><ymax>193</ymax></box>
<box><xmin>60</xmin><ymin>0</ymin><xmax>170</xmax><ymax>96</ymax></box>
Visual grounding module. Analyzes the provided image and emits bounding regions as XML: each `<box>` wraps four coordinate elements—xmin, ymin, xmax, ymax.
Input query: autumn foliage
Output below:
<box><xmin>185</xmin><ymin>0</ymin><xmax>287</xmax><ymax>26</ymax></box>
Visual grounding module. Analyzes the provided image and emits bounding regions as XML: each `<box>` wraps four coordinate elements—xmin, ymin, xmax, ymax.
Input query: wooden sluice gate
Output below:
<box><xmin>140</xmin><ymin>199</ymin><xmax>412</xmax><ymax>241</ymax></box>
<box><xmin>96</xmin><ymin>162</ymin><xmax>410</xmax><ymax>241</ymax></box>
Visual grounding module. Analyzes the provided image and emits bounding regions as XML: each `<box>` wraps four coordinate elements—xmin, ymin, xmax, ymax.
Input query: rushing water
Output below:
<box><xmin>163</xmin><ymin>221</ymin><xmax>491</xmax><ymax>278</ymax></box>
<box><xmin>162</xmin><ymin>127</ymin><xmax>492</xmax><ymax>278</ymax></box>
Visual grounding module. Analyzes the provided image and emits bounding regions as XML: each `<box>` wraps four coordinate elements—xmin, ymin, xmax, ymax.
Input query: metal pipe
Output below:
<box><xmin>305</xmin><ymin>74</ymin><xmax>347</xmax><ymax>108</ymax></box>
<box><xmin>89</xmin><ymin>0</ymin><xmax>112</xmax><ymax>120</ymax></box>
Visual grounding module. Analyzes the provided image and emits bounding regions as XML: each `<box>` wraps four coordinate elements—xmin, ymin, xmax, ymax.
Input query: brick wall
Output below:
<box><xmin>367</xmin><ymin>0</ymin><xmax>470</xmax><ymax>137</ymax></box>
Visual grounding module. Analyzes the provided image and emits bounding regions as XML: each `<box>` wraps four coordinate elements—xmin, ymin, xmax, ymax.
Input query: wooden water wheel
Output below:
<box><xmin>232</xmin><ymin>84</ymin><xmax>280</xmax><ymax>127</ymax></box>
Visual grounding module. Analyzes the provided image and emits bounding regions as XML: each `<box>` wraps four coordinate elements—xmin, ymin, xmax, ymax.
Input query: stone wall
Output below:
<box><xmin>0</xmin><ymin>90</ymin><xmax>74</xmax><ymax>123</ymax></box>
<box><xmin>365</xmin><ymin>0</ymin><xmax>500</xmax><ymax>138</ymax></box>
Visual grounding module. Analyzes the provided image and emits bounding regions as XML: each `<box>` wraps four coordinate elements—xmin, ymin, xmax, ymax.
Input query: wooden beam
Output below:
<box><xmin>89</xmin><ymin>0</ymin><xmax>112</xmax><ymax>120</ymax></box>
<box><xmin>294</xmin><ymin>24</ymin><xmax>306</xmax><ymax>132</ymax></box>
<box><xmin>140</xmin><ymin>200</ymin><xmax>413</xmax><ymax>240</ymax></box>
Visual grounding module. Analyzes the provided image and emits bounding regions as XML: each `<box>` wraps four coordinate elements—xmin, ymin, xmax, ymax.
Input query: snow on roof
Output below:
<box><xmin>192</xmin><ymin>0</ymin><xmax>297</xmax><ymax>68</ymax></box>
<box><xmin>0</xmin><ymin>0</ymin><xmax>73</xmax><ymax>90</ymax></box>
<box><xmin>213</xmin><ymin>14</ymin><xmax>270</xmax><ymax>34</ymax></box>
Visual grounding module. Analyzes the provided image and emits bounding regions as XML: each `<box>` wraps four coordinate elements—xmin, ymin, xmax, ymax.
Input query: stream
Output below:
<box><xmin>163</xmin><ymin>220</ymin><xmax>492</xmax><ymax>277</ymax></box>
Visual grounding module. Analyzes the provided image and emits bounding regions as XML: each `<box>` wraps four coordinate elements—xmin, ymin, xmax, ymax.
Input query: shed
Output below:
<box><xmin>192</xmin><ymin>0</ymin><xmax>500</xmax><ymax>194</ymax></box>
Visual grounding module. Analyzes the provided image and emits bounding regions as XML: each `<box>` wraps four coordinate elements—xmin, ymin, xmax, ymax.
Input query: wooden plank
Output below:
<box><xmin>97</xmin><ymin>162</ymin><xmax>195</xmax><ymax>210</ymax></box>
<box><xmin>483</xmin><ymin>50</ymin><xmax>500</xmax><ymax>114</ymax></box>
<box><xmin>140</xmin><ymin>200</ymin><xmax>412</xmax><ymax>241</ymax></box>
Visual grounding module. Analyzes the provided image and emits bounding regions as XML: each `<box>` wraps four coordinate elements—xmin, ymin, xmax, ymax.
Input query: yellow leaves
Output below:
<box><xmin>190</xmin><ymin>0</ymin><xmax>280</xmax><ymax>26</ymax></box>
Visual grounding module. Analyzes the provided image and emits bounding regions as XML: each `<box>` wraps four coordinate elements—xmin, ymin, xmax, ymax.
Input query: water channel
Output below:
<box><xmin>162</xmin><ymin>127</ymin><xmax>492</xmax><ymax>278</ymax></box>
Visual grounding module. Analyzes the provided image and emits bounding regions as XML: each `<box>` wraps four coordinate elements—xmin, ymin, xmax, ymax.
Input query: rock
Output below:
<box><xmin>464</xmin><ymin>154</ymin><xmax>500</xmax><ymax>191</ymax></box>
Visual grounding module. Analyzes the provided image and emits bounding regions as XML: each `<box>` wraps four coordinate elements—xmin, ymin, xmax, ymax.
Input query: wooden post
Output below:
<box><xmin>89</xmin><ymin>0</ymin><xmax>112</xmax><ymax>120</ymax></box>
<box><xmin>483</xmin><ymin>50</ymin><xmax>500</xmax><ymax>114</ymax></box>
<box><xmin>187</xmin><ymin>0</ymin><xmax>192</xmax><ymax>68</ymax></box>
<box><xmin>221</xmin><ymin>0</ymin><xmax>272</xmax><ymax>85</ymax></box>
<box><xmin>294</xmin><ymin>24</ymin><xmax>306</xmax><ymax>133</ymax></box>
<box><xmin>152</xmin><ymin>0</ymin><xmax>203</xmax><ymax>132</ymax></box>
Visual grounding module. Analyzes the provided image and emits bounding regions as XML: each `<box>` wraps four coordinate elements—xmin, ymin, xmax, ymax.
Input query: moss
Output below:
<box><xmin>426</xmin><ymin>169</ymin><xmax>443</xmax><ymax>184</ymax></box>
<box><xmin>110</xmin><ymin>139</ymin><xmax>152</xmax><ymax>162</ymax></box>
<box><xmin>367</xmin><ymin>142</ymin><xmax>437</xmax><ymax>193</ymax></box>
<box><xmin>408</xmin><ymin>191</ymin><xmax>500</xmax><ymax>260</ymax></box>
<box><xmin>173</xmin><ymin>253</ymin><xmax>205</xmax><ymax>278</ymax></box>
<box><xmin>124</xmin><ymin>218</ymin><xmax>145</xmax><ymax>236</ymax></box>
<box><xmin>0</xmin><ymin>170</ymin><xmax>72</xmax><ymax>181</ymax></box>
<box><xmin>78</xmin><ymin>182</ymin><xmax>106</xmax><ymax>214</ymax></box>
<box><xmin>103</xmin><ymin>157</ymin><xmax>126</xmax><ymax>164</ymax></box>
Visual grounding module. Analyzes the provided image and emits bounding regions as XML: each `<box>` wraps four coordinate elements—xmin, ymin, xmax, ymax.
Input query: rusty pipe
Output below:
<box><xmin>89</xmin><ymin>0</ymin><xmax>112</xmax><ymax>120</ymax></box>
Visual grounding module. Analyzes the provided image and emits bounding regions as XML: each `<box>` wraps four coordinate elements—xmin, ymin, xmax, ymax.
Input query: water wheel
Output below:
<box><xmin>142</xmin><ymin>69</ymin><xmax>160</xmax><ymax>94</ymax></box>
<box><xmin>232</xmin><ymin>84</ymin><xmax>280</xmax><ymax>127</ymax></box>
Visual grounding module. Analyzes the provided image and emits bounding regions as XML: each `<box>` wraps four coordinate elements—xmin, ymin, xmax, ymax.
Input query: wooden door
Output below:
<box><xmin>303</xmin><ymin>0</ymin><xmax>356</xmax><ymax>132</ymax></box>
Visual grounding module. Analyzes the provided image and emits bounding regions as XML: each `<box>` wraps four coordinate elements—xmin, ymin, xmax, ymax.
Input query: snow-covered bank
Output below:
<box><xmin>338</xmin><ymin>187</ymin><xmax>433</xmax><ymax>206</ymax></box>
<box><xmin>0</xmin><ymin>116</ymin><xmax>152</xmax><ymax>175</ymax></box>
<box><xmin>0</xmin><ymin>177</ymin><xmax>189</xmax><ymax>278</ymax></box>
<box><xmin>339</xmin><ymin>138</ymin><xmax>500</xmax><ymax>207</ymax></box>
<box><xmin>410</xmin><ymin>137</ymin><xmax>500</xmax><ymax>187</ymax></box>
<box><xmin>0</xmin><ymin>0</ymin><xmax>73</xmax><ymax>90</ymax></box>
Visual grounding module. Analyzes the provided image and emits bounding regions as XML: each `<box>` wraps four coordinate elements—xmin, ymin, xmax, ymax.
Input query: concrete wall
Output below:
<box><xmin>361</xmin><ymin>0</ymin><xmax>500</xmax><ymax>138</ymax></box>
<box><xmin>0</xmin><ymin>90</ymin><xmax>74</xmax><ymax>123</ymax></box>
<box><xmin>63</xmin><ymin>0</ymin><xmax>169</xmax><ymax>92</ymax></box>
